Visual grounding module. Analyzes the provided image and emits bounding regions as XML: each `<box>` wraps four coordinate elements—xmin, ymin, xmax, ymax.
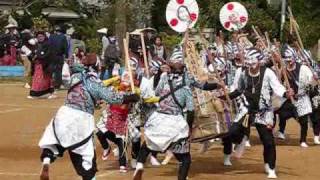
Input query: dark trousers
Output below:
<box><xmin>310</xmin><ymin>110</ymin><xmax>320</xmax><ymax>136</ymax></box>
<box><xmin>131</xmin><ymin>138</ymin><xmax>141</xmax><ymax>160</ymax></box>
<box><xmin>40</xmin><ymin>145</ymin><xmax>97</xmax><ymax>180</ymax></box>
<box><xmin>97</xmin><ymin>130</ymin><xmax>141</xmax><ymax>161</ymax></box>
<box><xmin>277</xmin><ymin>100</ymin><xmax>298</xmax><ymax>134</ymax></box>
<box><xmin>277</xmin><ymin>101</ymin><xmax>311</xmax><ymax>142</ymax></box>
<box><xmin>96</xmin><ymin>130</ymin><xmax>126</xmax><ymax>166</ymax></box>
<box><xmin>279</xmin><ymin>114</ymin><xmax>310</xmax><ymax>143</ymax></box>
<box><xmin>298</xmin><ymin>115</ymin><xmax>309</xmax><ymax>143</ymax></box>
<box><xmin>52</xmin><ymin>62</ymin><xmax>63</xmax><ymax>89</ymax></box>
<box><xmin>137</xmin><ymin>143</ymin><xmax>191</xmax><ymax>180</ymax></box>
<box><xmin>223</xmin><ymin>122</ymin><xmax>246</xmax><ymax>155</ymax></box>
<box><xmin>223</xmin><ymin>122</ymin><xmax>276</xmax><ymax>169</ymax></box>
<box><xmin>96</xmin><ymin>131</ymin><xmax>110</xmax><ymax>150</ymax></box>
<box><xmin>255</xmin><ymin>124</ymin><xmax>276</xmax><ymax>169</ymax></box>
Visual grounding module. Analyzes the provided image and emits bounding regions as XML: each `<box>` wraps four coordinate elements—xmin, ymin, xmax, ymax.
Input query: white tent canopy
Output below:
<box><xmin>42</xmin><ymin>7</ymin><xmax>86</xmax><ymax>19</ymax></box>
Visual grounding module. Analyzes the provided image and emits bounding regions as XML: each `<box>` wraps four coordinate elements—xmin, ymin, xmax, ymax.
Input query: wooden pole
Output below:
<box><xmin>318</xmin><ymin>39</ymin><xmax>320</xmax><ymax>62</ymax></box>
<box><xmin>140</xmin><ymin>32</ymin><xmax>150</xmax><ymax>78</ymax></box>
<box><xmin>265</xmin><ymin>32</ymin><xmax>271</xmax><ymax>49</ymax></box>
<box><xmin>288</xmin><ymin>6</ymin><xmax>304</xmax><ymax>50</ymax></box>
<box><xmin>125</xmin><ymin>32</ymin><xmax>130</xmax><ymax>68</ymax></box>
<box><xmin>253</xmin><ymin>26</ymin><xmax>295</xmax><ymax>102</ymax></box>
<box><xmin>123</xmin><ymin>38</ymin><xmax>135</xmax><ymax>92</ymax></box>
<box><xmin>272</xmin><ymin>38</ymin><xmax>295</xmax><ymax>103</ymax></box>
<box><xmin>252</xmin><ymin>26</ymin><xmax>281</xmax><ymax>80</ymax></box>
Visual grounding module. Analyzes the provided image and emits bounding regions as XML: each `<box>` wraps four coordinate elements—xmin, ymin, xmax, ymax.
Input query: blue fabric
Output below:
<box><xmin>64</xmin><ymin>71</ymin><xmax>124</xmax><ymax>114</ymax></box>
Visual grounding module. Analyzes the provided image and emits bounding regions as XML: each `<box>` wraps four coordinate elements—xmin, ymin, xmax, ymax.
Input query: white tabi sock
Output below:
<box><xmin>314</xmin><ymin>136</ymin><xmax>320</xmax><ymax>145</ymax></box>
<box><xmin>136</xmin><ymin>162</ymin><xmax>144</xmax><ymax>170</ymax></box>
<box><xmin>264</xmin><ymin>163</ymin><xmax>271</xmax><ymax>174</ymax></box>
<box><xmin>267</xmin><ymin>169</ymin><xmax>277</xmax><ymax>179</ymax></box>
<box><xmin>42</xmin><ymin>157</ymin><xmax>51</xmax><ymax>165</ymax></box>
<box><xmin>223</xmin><ymin>154</ymin><xmax>232</xmax><ymax>166</ymax></box>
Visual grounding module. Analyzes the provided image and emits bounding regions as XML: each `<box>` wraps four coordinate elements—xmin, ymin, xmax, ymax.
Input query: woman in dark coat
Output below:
<box><xmin>28</xmin><ymin>31</ymin><xmax>55</xmax><ymax>99</ymax></box>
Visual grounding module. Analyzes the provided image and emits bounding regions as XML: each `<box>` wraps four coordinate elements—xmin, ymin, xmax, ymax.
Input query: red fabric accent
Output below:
<box><xmin>31</xmin><ymin>61</ymin><xmax>53</xmax><ymax>93</ymax></box>
<box><xmin>0</xmin><ymin>46</ymin><xmax>17</xmax><ymax>66</ymax></box>
<box><xmin>9</xmin><ymin>46</ymin><xmax>17</xmax><ymax>65</ymax></box>
<box><xmin>106</xmin><ymin>105</ymin><xmax>129</xmax><ymax>136</ymax></box>
<box><xmin>0</xmin><ymin>55</ymin><xmax>11</xmax><ymax>65</ymax></box>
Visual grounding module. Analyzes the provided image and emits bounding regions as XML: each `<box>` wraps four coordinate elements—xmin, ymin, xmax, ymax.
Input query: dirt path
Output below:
<box><xmin>0</xmin><ymin>84</ymin><xmax>319</xmax><ymax>180</ymax></box>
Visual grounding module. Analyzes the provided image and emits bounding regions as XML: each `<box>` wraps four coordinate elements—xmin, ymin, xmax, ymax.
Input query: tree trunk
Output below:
<box><xmin>115</xmin><ymin>0</ymin><xmax>127</xmax><ymax>64</ymax></box>
<box><xmin>317</xmin><ymin>39</ymin><xmax>320</xmax><ymax>61</ymax></box>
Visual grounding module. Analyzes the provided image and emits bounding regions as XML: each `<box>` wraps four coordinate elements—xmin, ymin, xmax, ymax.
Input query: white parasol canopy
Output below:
<box><xmin>219</xmin><ymin>2</ymin><xmax>248</xmax><ymax>31</ymax></box>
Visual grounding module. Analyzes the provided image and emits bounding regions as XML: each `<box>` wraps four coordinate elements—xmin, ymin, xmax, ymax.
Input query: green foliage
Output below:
<box><xmin>2</xmin><ymin>0</ymin><xmax>318</xmax><ymax>50</ymax></box>
<box><xmin>159</xmin><ymin>32</ymin><xmax>182</xmax><ymax>51</ymax></box>
<box><xmin>85</xmin><ymin>38</ymin><xmax>101</xmax><ymax>53</ymax></box>
<box><xmin>296</xmin><ymin>16</ymin><xmax>320</xmax><ymax>48</ymax></box>
<box><xmin>32</xmin><ymin>17</ymin><xmax>50</xmax><ymax>31</ymax></box>
<box><xmin>72</xmin><ymin>19</ymin><xmax>102</xmax><ymax>53</ymax></box>
<box><xmin>195</xmin><ymin>0</ymin><xmax>319</xmax><ymax>48</ymax></box>
<box><xmin>0</xmin><ymin>15</ymin><xmax>7</xmax><ymax>32</ymax></box>
<box><xmin>287</xmin><ymin>0</ymin><xmax>320</xmax><ymax>48</ymax></box>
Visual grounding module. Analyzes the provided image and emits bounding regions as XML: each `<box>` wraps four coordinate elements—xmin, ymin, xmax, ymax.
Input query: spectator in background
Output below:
<box><xmin>150</xmin><ymin>36</ymin><xmax>167</xmax><ymax>63</ymax></box>
<box><xmin>144</xmin><ymin>30</ymin><xmax>155</xmax><ymax>50</ymax></box>
<box><xmin>98</xmin><ymin>28</ymin><xmax>121</xmax><ymax>80</ymax></box>
<box><xmin>69</xmin><ymin>32</ymin><xmax>86</xmax><ymax>61</ymax></box>
<box><xmin>1</xmin><ymin>23</ymin><xmax>20</xmax><ymax>66</ymax></box>
<box><xmin>20</xmin><ymin>29</ymin><xmax>36</xmax><ymax>89</ymax></box>
<box><xmin>149</xmin><ymin>36</ymin><xmax>168</xmax><ymax>88</ymax></box>
<box><xmin>98</xmin><ymin>28</ymin><xmax>109</xmax><ymax>78</ymax></box>
<box><xmin>28</xmin><ymin>31</ymin><xmax>55</xmax><ymax>99</ymax></box>
<box><xmin>0</xmin><ymin>33</ymin><xmax>10</xmax><ymax>65</ymax></box>
<box><xmin>66</xmin><ymin>25</ymin><xmax>75</xmax><ymax>59</ymax></box>
<box><xmin>49</xmin><ymin>25</ymin><xmax>68</xmax><ymax>90</ymax></box>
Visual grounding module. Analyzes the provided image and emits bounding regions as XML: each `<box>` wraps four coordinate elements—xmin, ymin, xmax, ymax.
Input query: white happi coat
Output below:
<box><xmin>293</xmin><ymin>65</ymin><xmax>313</xmax><ymax>117</ymax></box>
<box><xmin>233</xmin><ymin>68</ymin><xmax>286</xmax><ymax>126</ymax></box>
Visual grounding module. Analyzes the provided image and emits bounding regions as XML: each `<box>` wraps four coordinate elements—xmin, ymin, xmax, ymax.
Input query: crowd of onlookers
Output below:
<box><xmin>0</xmin><ymin>23</ymin><xmax>88</xmax><ymax>98</ymax></box>
<box><xmin>0</xmin><ymin>20</ymin><xmax>168</xmax><ymax>101</ymax></box>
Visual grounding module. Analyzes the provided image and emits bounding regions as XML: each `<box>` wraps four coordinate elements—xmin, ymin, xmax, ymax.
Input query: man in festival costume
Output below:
<box><xmin>38</xmin><ymin>53</ymin><xmax>140</xmax><ymax>180</ymax></box>
<box><xmin>133</xmin><ymin>46</ymin><xmax>222</xmax><ymax>180</ymax></box>
<box><xmin>309</xmin><ymin>72</ymin><xmax>320</xmax><ymax>144</ymax></box>
<box><xmin>214</xmin><ymin>33</ymin><xmax>253</xmax><ymax>148</ymax></box>
<box><xmin>222</xmin><ymin>48</ymin><xmax>293</xmax><ymax>179</ymax></box>
<box><xmin>276</xmin><ymin>47</ymin><xmax>316</xmax><ymax>147</ymax></box>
